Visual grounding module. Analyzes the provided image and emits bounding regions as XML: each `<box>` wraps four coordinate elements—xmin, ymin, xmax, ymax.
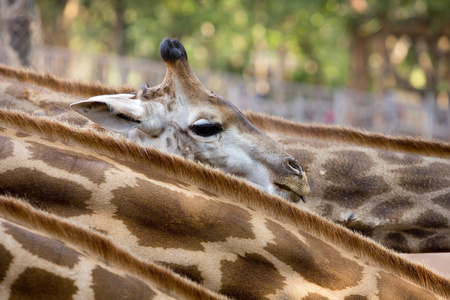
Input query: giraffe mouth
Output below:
<box><xmin>274</xmin><ymin>183</ymin><xmax>306</xmax><ymax>203</ymax></box>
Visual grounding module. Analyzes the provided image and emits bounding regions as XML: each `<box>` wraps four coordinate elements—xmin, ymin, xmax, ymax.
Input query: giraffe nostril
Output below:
<box><xmin>287</xmin><ymin>159</ymin><xmax>303</xmax><ymax>176</ymax></box>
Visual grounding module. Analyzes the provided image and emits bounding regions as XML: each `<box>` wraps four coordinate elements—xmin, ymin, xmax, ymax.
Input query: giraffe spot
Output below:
<box><xmin>0</xmin><ymin>168</ymin><xmax>92</xmax><ymax>217</ymax></box>
<box><xmin>322</xmin><ymin>151</ymin><xmax>390</xmax><ymax>208</ymax></box>
<box><xmin>10</xmin><ymin>267</ymin><xmax>78</xmax><ymax>300</ymax></box>
<box><xmin>370</xmin><ymin>197</ymin><xmax>413</xmax><ymax>221</ymax></box>
<box><xmin>402</xmin><ymin>228</ymin><xmax>435</xmax><ymax>238</ymax></box>
<box><xmin>15</xmin><ymin>131</ymin><xmax>31</xmax><ymax>138</ymax></box>
<box><xmin>28</xmin><ymin>141</ymin><xmax>116</xmax><ymax>185</ymax></box>
<box><xmin>111</xmin><ymin>178</ymin><xmax>254</xmax><ymax>251</ymax></box>
<box><xmin>157</xmin><ymin>262</ymin><xmax>204</xmax><ymax>284</ymax></box>
<box><xmin>344</xmin><ymin>296</ymin><xmax>368</xmax><ymax>300</ymax></box>
<box><xmin>377</xmin><ymin>151</ymin><xmax>423</xmax><ymax>165</ymax></box>
<box><xmin>285</xmin><ymin>148</ymin><xmax>316</xmax><ymax>174</ymax></box>
<box><xmin>384</xmin><ymin>232</ymin><xmax>409</xmax><ymax>253</ymax></box>
<box><xmin>0</xmin><ymin>135</ymin><xmax>14</xmax><ymax>159</ymax></box>
<box><xmin>92</xmin><ymin>266</ymin><xmax>157</xmax><ymax>300</ymax></box>
<box><xmin>264</xmin><ymin>219</ymin><xmax>363</xmax><ymax>290</ymax></box>
<box><xmin>219</xmin><ymin>253</ymin><xmax>285</xmax><ymax>300</ymax></box>
<box><xmin>394</xmin><ymin>163</ymin><xmax>450</xmax><ymax>194</ymax></box>
<box><xmin>415</xmin><ymin>210</ymin><xmax>448</xmax><ymax>229</ymax></box>
<box><xmin>302</xmin><ymin>293</ymin><xmax>330</xmax><ymax>300</ymax></box>
<box><xmin>0</xmin><ymin>242</ymin><xmax>13</xmax><ymax>282</ymax></box>
<box><xmin>432</xmin><ymin>193</ymin><xmax>450</xmax><ymax>210</ymax></box>
<box><xmin>419</xmin><ymin>235</ymin><xmax>450</xmax><ymax>252</ymax></box>
<box><xmin>377</xmin><ymin>271</ymin><xmax>439</xmax><ymax>300</ymax></box>
<box><xmin>166</xmin><ymin>137</ymin><xmax>172</xmax><ymax>148</ymax></box>
<box><xmin>4</xmin><ymin>222</ymin><xmax>80</xmax><ymax>268</ymax></box>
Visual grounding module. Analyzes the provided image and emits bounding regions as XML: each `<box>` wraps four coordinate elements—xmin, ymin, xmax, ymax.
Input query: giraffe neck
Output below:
<box><xmin>245</xmin><ymin>111</ymin><xmax>450</xmax><ymax>158</ymax></box>
<box><xmin>0</xmin><ymin>66</ymin><xmax>449</xmax><ymax>253</ymax></box>
<box><xmin>0</xmin><ymin>109</ymin><xmax>448</xmax><ymax>299</ymax></box>
<box><xmin>0</xmin><ymin>194</ymin><xmax>226</xmax><ymax>300</ymax></box>
<box><xmin>267</xmin><ymin>129</ymin><xmax>450</xmax><ymax>253</ymax></box>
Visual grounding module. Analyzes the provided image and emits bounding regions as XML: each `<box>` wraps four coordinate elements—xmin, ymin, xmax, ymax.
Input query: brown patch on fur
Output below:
<box><xmin>0</xmin><ymin>109</ymin><xmax>448</xmax><ymax>298</ymax></box>
<box><xmin>377</xmin><ymin>271</ymin><xmax>440</xmax><ymax>300</ymax></box>
<box><xmin>0</xmin><ymin>168</ymin><xmax>93</xmax><ymax>217</ymax></box>
<box><xmin>15</xmin><ymin>131</ymin><xmax>31</xmax><ymax>138</ymax></box>
<box><xmin>92</xmin><ymin>266</ymin><xmax>157</xmax><ymax>299</ymax></box>
<box><xmin>10</xmin><ymin>267</ymin><xmax>78</xmax><ymax>299</ymax></box>
<box><xmin>0</xmin><ymin>135</ymin><xmax>14</xmax><ymax>159</ymax></box>
<box><xmin>0</xmin><ymin>243</ymin><xmax>13</xmax><ymax>282</ymax></box>
<box><xmin>219</xmin><ymin>253</ymin><xmax>285</xmax><ymax>300</ymax></box>
<box><xmin>378</xmin><ymin>151</ymin><xmax>424</xmax><ymax>165</ymax></box>
<box><xmin>4</xmin><ymin>222</ymin><xmax>80</xmax><ymax>268</ymax></box>
<box><xmin>432</xmin><ymin>193</ymin><xmax>450</xmax><ymax>210</ymax></box>
<box><xmin>384</xmin><ymin>233</ymin><xmax>410</xmax><ymax>253</ymax></box>
<box><xmin>419</xmin><ymin>236</ymin><xmax>450</xmax><ymax>253</ymax></box>
<box><xmin>158</xmin><ymin>262</ymin><xmax>204</xmax><ymax>284</ymax></box>
<box><xmin>0</xmin><ymin>195</ymin><xmax>228</xmax><ymax>300</ymax></box>
<box><xmin>403</xmin><ymin>229</ymin><xmax>435</xmax><ymax>238</ymax></box>
<box><xmin>265</xmin><ymin>219</ymin><xmax>363</xmax><ymax>290</ymax></box>
<box><xmin>415</xmin><ymin>210</ymin><xmax>448</xmax><ymax>229</ymax></box>
<box><xmin>302</xmin><ymin>293</ymin><xmax>330</xmax><ymax>300</ymax></box>
<box><xmin>111</xmin><ymin>178</ymin><xmax>254</xmax><ymax>251</ymax></box>
<box><xmin>344</xmin><ymin>296</ymin><xmax>368</xmax><ymax>300</ymax></box>
<box><xmin>245</xmin><ymin>111</ymin><xmax>450</xmax><ymax>158</ymax></box>
<box><xmin>28</xmin><ymin>141</ymin><xmax>116</xmax><ymax>185</ymax></box>
<box><xmin>323</xmin><ymin>151</ymin><xmax>390</xmax><ymax>208</ymax></box>
<box><xmin>370</xmin><ymin>197</ymin><xmax>414</xmax><ymax>221</ymax></box>
<box><xmin>394</xmin><ymin>163</ymin><xmax>450</xmax><ymax>194</ymax></box>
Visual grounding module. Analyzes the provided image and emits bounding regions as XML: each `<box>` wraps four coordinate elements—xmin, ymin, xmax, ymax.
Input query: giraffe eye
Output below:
<box><xmin>189</xmin><ymin>119</ymin><xmax>223</xmax><ymax>137</ymax></box>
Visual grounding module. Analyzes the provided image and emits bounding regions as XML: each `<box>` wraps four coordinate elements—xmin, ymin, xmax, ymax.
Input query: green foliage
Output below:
<box><xmin>36</xmin><ymin>0</ymin><xmax>449</xmax><ymax>89</ymax></box>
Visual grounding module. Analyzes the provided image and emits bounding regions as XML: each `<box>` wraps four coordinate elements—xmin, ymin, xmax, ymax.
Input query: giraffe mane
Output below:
<box><xmin>245</xmin><ymin>111</ymin><xmax>450</xmax><ymax>158</ymax></box>
<box><xmin>0</xmin><ymin>194</ymin><xmax>228</xmax><ymax>300</ymax></box>
<box><xmin>0</xmin><ymin>63</ymin><xmax>134</xmax><ymax>98</ymax></box>
<box><xmin>0</xmin><ymin>108</ymin><xmax>449</xmax><ymax>297</ymax></box>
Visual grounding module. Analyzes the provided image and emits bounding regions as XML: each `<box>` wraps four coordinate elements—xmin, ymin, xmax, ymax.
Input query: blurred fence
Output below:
<box><xmin>34</xmin><ymin>45</ymin><xmax>449</xmax><ymax>141</ymax></box>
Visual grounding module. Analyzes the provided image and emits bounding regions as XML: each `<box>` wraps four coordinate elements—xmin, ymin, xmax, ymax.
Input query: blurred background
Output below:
<box><xmin>1</xmin><ymin>0</ymin><xmax>449</xmax><ymax>140</ymax></box>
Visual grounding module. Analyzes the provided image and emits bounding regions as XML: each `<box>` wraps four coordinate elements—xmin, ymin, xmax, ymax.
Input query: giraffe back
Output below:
<box><xmin>0</xmin><ymin>109</ymin><xmax>448</xmax><ymax>299</ymax></box>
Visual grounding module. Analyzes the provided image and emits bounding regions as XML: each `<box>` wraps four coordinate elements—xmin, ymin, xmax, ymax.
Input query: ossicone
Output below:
<box><xmin>159</xmin><ymin>38</ymin><xmax>188</xmax><ymax>62</ymax></box>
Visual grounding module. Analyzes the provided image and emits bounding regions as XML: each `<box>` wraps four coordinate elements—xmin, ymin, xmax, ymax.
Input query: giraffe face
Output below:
<box><xmin>71</xmin><ymin>38</ymin><xmax>309</xmax><ymax>202</ymax></box>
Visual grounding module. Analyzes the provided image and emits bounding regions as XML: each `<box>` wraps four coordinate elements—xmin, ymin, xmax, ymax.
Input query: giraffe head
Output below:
<box><xmin>71</xmin><ymin>38</ymin><xmax>309</xmax><ymax>202</ymax></box>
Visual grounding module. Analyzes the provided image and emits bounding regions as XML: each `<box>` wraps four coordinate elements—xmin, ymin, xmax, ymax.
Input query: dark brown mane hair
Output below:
<box><xmin>245</xmin><ymin>111</ymin><xmax>450</xmax><ymax>158</ymax></box>
<box><xmin>0</xmin><ymin>108</ymin><xmax>448</xmax><ymax>298</ymax></box>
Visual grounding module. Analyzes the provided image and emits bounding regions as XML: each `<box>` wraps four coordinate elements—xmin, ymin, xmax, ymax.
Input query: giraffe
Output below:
<box><xmin>0</xmin><ymin>194</ymin><xmax>226</xmax><ymax>300</ymax></box>
<box><xmin>70</xmin><ymin>38</ymin><xmax>310</xmax><ymax>203</ymax></box>
<box><xmin>0</xmin><ymin>108</ymin><xmax>449</xmax><ymax>299</ymax></box>
<box><xmin>0</xmin><ymin>59</ymin><xmax>449</xmax><ymax>253</ymax></box>
<box><xmin>246</xmin><ymin>112</ymin><xmax>450</xmax><ymax>253</ymax></box>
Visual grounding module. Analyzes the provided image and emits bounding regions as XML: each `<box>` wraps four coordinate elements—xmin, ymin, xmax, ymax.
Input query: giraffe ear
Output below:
<box><xmin>71</xmin><ymin>94</ymin><xmax>165</xmax><ymax>135</ymax></box>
